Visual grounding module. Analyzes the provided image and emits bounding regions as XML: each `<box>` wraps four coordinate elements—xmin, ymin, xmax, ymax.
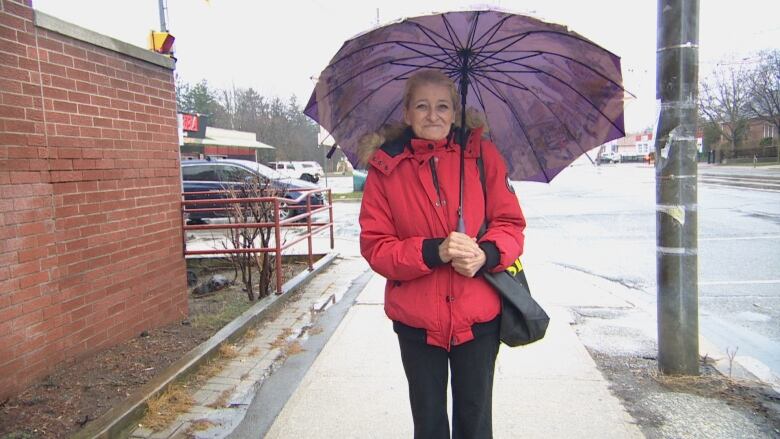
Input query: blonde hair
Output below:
<box><xmin>402</xmin><ymin>70</ymin><xmax>461</xmax><ymax>120</ymax></box>
<box><xmin>358</xmin><ymin>70</ymin><xmax>487</xmax><ymax>165</ymax></box>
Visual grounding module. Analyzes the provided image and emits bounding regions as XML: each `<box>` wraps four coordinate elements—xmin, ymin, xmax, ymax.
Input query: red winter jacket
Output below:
<box><xmin>359</xmin><ymin>127</ymin><xmax>526</xmax><ymax>350</ymax></box>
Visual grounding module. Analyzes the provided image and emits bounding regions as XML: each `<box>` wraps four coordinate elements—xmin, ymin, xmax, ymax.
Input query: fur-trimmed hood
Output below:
<box><xmin>357</xmin><ymin>109</ymin><xmax>488</xmax><ymax>166</ymax></box>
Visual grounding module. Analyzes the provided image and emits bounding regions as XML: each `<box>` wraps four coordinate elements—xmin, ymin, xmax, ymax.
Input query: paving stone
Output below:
<box><xmin>129</xmin><ymin>426</ymin><xmax>154</xmax><ymax>438</ymax></box>
<box><xmin>201</xmin><ymin>381</ymin><xmax>232</xmax><ymax>393</ymax></box>
<box><xmin>148</xmin><ymin>421</ymin><xmax>185</xmax><ymax>439</ymax></box>
<box><xmin>192</xmin><ymin>389</ymin><xmax>220</xmax><ymax>406</ymax></box>
<box><xmin>205</xmin><ymin>376</ymin><xmax>242</xmax><ymax>386</ymax></box>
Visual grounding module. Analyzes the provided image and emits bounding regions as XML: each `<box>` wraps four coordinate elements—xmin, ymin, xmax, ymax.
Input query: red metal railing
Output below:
<box><xmin>181</xmin><ymin>188</ymin><xmax>334</xmax><ymax>294</ymax></box>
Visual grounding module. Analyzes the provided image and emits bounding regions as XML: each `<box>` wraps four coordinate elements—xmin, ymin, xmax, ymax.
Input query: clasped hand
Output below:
<box><xmin>438</xmin><ymin>232</ymin><xmax>486</xmax><ymax>278</ymax></box>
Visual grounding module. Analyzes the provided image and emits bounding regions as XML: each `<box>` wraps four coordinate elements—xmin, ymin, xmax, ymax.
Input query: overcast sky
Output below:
<box><xmin>32</xmin><ymin>0</ymin><xmax>780</xmax><ymax>133</ymax></box>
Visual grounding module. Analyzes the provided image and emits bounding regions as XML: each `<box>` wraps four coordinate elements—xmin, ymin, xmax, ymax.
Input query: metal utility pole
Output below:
<box><xmin>158</xmin><ymin>0</ymin><xmax>168</xmax><ymax>32</ymax></box>
<box><xmin>655</xmin><ymin>0</ymin><xmax>700</xmax><ymax>375</ymax></box>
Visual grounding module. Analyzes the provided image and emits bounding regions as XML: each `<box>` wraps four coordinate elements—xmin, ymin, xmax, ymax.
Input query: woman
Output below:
<box><xmin>359</xmin><ymin>69</ymin><xmax>526</xmax><ymax>438</ymax></box>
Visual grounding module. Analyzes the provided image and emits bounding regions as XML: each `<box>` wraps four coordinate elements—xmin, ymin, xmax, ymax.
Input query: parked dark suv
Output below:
<box><xmin>181</xmin><ymin>158</ymin><xmax>325</xmax><ymax>223</ymax></box>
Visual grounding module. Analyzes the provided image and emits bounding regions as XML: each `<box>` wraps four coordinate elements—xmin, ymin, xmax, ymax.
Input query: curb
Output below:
<box><xmin>73</xmin><ymin>252</ymin><xmax>339</xmax><ymax>439</ymax></box>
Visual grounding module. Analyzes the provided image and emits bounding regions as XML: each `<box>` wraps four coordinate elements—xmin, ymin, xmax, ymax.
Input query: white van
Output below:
<box><xmin>268</xmin><ymin>161</ymin><xmax>324</xmax><ymax>183</ymax></box>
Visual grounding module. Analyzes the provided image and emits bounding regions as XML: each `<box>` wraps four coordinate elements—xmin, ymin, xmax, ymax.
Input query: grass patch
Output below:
<box><xmin>141</xmin><ymin>384</ymin><xmax>194</xmax><ymax>432</ymax></box>
<box><xmin>188</xmin><ymin>419</ymin><xmax>216</xmax><ymax>432</ymax></box>
<box><xmin>189</xmin><ymin>289</ymin><xmax>254</xmax><ymax>333</ymax></box>
<box><xmin>207</xmin><ymin>387</ymin><xmax>234</xmax><ymax>409</ymax></box>
<box><xmin>332</xmin><ymin>191</ymin><xmax>363</xmax><ymax>201</ymax></box>
<box><xmin>270</xmin><ymin>328</ymin><xmax>294</xmax><ymax>349</ymax></box>
<box><xmin>218</xmin><ymin>344</ymin><xmax>239</xmax><ymax>359</ymax></box>
<box><xmin>285</xmin><ymin>341</ymin><xmax>305</xmax><ymax>356</ymax></box>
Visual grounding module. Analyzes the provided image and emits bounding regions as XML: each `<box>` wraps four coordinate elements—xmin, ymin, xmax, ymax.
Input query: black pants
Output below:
<box><xmin>397</xmin><ymin>332</ymin><xmax>500</xmax><ymax>439</ymax></box>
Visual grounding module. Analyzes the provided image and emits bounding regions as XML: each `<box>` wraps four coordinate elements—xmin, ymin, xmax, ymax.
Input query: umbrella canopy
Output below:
<box><xmin>305</xmin><ymin>9</ymin><xmax>626</xmax><ymax>182</ymax></box>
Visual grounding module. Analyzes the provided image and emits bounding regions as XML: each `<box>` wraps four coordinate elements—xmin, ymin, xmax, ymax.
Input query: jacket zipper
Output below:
<box><xmin>428</xmin><ymin>157</ymin><xmax>442</xmax><ymax>206</ymax></box>
<box><xmin>429</xmin><ymin>155</ymin><xmax>456</xmax><ymax>349</ymax></box>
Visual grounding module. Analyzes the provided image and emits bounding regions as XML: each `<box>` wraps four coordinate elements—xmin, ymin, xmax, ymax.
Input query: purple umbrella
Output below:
<box><xmin>305</xmin><ymin>9</ymin><xmax>626</xmax><ymax>183</ymax></box>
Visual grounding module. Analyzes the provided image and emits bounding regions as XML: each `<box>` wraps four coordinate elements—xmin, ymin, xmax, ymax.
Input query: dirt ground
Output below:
<box><xmin>589</xmin><ymin>351</ymin><xmax>780</xmax><ymax>438</ymax></box>
<box><xmin>0</xmin><ymin>260</ymin><xmax>307</xmax><ymax>439</ymax></box>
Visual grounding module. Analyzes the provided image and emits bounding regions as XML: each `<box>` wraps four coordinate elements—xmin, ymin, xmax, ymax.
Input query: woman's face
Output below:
<box><xmin>403</xmin><ymin>82</ymin><xmax>454</xmax><ymax>141</ymax></box>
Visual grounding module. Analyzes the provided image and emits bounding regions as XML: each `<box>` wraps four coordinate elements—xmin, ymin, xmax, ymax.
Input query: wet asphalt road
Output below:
<box><xmin>325</xmin><ymin>162</ymin><xmax>780</xmax><ymax>380</ymax></box>
<box><xmin>513</xmin><ymin>162</ymin><xmax>780</xmax><ymax>381</ymax></box>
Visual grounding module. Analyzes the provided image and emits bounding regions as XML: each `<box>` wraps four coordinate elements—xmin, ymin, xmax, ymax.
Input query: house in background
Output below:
<box><xmin>601</xmin><ymin>130</ymin><xmax>703</xmax><ymax>162</ymax></box>
<box><xmin>711</xmin><ymin>118</ymin><xmax>778</xmax><ymax>161</ymax></box>
<box><xmin>178</xmin><ymin>112</ymin><xmax>275</xmax><ymax>163</ymax></box>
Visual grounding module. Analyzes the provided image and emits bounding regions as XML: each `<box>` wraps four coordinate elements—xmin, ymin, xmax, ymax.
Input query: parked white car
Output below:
<box><xmin>268</xmin><ymin>161</ymin><xmax>324</xmax><ymax>183</ymax></box>
<box><xmin>599</xmin><ymin>152</ymin><xmax>622</xmax><ymax>163</ymax></box>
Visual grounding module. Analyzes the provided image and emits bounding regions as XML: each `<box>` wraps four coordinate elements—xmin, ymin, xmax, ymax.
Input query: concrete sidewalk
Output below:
<box><xmin>264</xmin><ymin>272</ymin><xmax>643</xmax><ymax>439</ymax></box>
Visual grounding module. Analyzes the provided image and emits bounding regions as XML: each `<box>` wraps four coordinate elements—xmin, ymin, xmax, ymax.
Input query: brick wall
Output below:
<box><xmin>0</xmin><ymin>0</ymin><xmax>187</xmax><ymax>399</ymax></box>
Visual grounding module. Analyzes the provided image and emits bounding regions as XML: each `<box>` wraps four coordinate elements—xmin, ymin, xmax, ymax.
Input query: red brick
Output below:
<box><xmin>0</xmin><ymin>51</ymin><xmax>19</xmax><ymax>67</ymax></box>
<box><xmin>0</xmin><ymin>65</ymin><xmax>30</xmax><ymax>83</ymax></box>
<box><xmin>77</xmin><ymin>180</ymin><xmax>98</xmax><ymax>192</ymax></box>
<box><xmin>0</xmin><ymin>103</ymin><xmax>24</xmax><ymax>118</ymax></box>
<box><xmin>47</xmin><ymin>51</ymin><xmax>73</xmax><ymax>67</ymax></box>
<box><xmin>21</xmin><ymin>294</ymin><xmax>51</xmax><ymax>315</ymax></box>
<box><xmin>50</xmin><ymin>75</ymin><xmax>76</xmax><ymax>91</ymax></box>
<box><xmin>39</xmin><ymin>61</ymin><xmax>66</xmax><ymax>76</ymax></box>
<box><xmin>78</xmin><ymin>126</ymin><xmax>100</xmax><ymax>138</ymax></box>
<box><xmin>0</xmin><ymin>11</ymin><xmax>26</xmax><ymax>30</ymax></box>
<box><xmin>4</xmin><ymin>1</ymin><xmax>34</xmax><ymax>19</ymax></box>
<box><xmin>24</xmin><ymin>107</ymin><xmax>43</xmax><ymax>121</ymax></box>
<box><xmin>10</xmin><ymin>171</ymin><xmax>43</xmax><ymax>184</ymax></box>
<box><xmin>86</xmin><ymin>51</ymin><xmax>107</xmax><ymax>65</ymax></box>
<box><xmin>54</xmin><ymin>124</ymin><xmax>79</xmax><ymax>136</ymax></box>
<box><xmin>57</xmin><ymin>147</ymin><xmax>82</xmax><ymax>159</ymax></box>
<box><xmin>72</xmin><ymin>58</ymin><xmax>96</xmax><ymax>73</ymax></box>
<box><xmin>1</xmin><ymin>92</ymin><xmax>33</xmax><ymax>108</ymax></box>
<box><xmin>68</xmin><ymin>304</ymin><xmax>93</xmax><ymax>321</ymax></box>
<box><xmin>67</xmin><ymin>90</ymin><xmax>90</xmax><ymax>104</ymax></box>
<box><xmin>52</xmin><ymin>100</ymin><xmax>77</xmax><ymax>113</ymax></box>
<box><xmin>77</xmin><ymin>103</ymin><xmax>99</xmax><ymax>116</ymax></box>
<box><xmin>62</xmin><ymin>44</ymin><xmax>86</xmax><ymax>59</ymax></box>
<box><xmin>17</xmin><ymin>246</ymin><xmax>49</xmax><ymax>263</ymax></box>
<box><xmin>37</xmin><ymin>36</ymin><xmax>63</xmax><ymax>53</ymax></box>
<box><xmin>50</xmin><ymin>170</ymin><xmax>82</xmax><ymax>182</ymax></box>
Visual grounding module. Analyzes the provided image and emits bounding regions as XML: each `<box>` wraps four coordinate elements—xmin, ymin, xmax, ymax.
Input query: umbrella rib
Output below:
<box><xmin>471</xmin><ymin>14</ymin><xmax>513</xmax><ymax>49</ymax></box>
<box><xmin>395</xmin><ymin>42</ymin><xmax>459</xmax><ymax>70</ymax></box>
<box><xmin>307</xmin><ymin>54</ymin><xmax>448</xmax><ymax>109</ymax></box>
<box><xmin>470</xmin><ymin>29</ymin><xmax>620</xmax><ymax>80</ymax></box>
<box><xmin>465</xmin><ymin>10</ymin><xmax>482</xmax><ymax>50</ymax></box>
<box><xmin>469</xmin><ymin>70</ymin><xmax>529</xmax><ymax>91</ymax></box>
<box><xmin>480</xmin><ymin>29</ymin><xmax>620</xmax><ymax>59</ymax></box>
<box><xmin>329</xmin><ymin>39</ymin><xmax>454</xmax><ymax>67</ymax></box>
<box><xmin>468</xmin><ymin>74</ymin><xmax>498</xmax><ymax>146</ymax></box>
<box><xmin>470</xmin><ymin>75</ymin><xmax>551</xmax><ymax>181</ymax></box>
<box><xmin>490</xmin><ymin>68</ymin><xmax>596</xmax><ymax>162</ymax></box>
<box><xmin>510</xmin><ymin>61</ymin><xmax>625</xmax><ymax>135</ymax></box>
<box><xmin>319</xmin><ymin>65</ymin><xmax>433</xmax><ymax>137</ymax></box>
<box><xmin>475</xmin><ymin>49</ymin><xmax>626</xmax><ymax>93</ymax></box>
<box><xmin>441</xmin><ymin>13</ymin><xmax>464</xmax><ymax>50</ymax></box>
<box><xmin>471</xmin><ymin>29</ymin><xmax>531</xmax><ymax>71</ymax></box>
<box><xmin>406</xmin><ymin>19</ymin><xmax>459</xmax><ymax>50</ymax></box>
<box><xmin>407</xmin><ymin>22</ymin><xmax>461</xmax><ymax>67</ymax></box>
<box><xmin>468</xmin><ymin>56</ymin><xmax>625</xmax><ymax>136</ymax></box>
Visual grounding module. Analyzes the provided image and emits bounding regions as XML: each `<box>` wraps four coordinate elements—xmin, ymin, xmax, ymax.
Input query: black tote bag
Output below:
<box><xmin>482</xmin><ymin>258</ymin><xmax>549</xmax><ymax>346</ymax></box>
<box><xmin>475</xmin><ymin>145</ymin><xmax>549</xmax><ymax>347</ymax></box>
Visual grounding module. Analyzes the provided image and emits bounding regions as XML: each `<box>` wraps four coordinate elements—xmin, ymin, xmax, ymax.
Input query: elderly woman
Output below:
<box><xmin>359</xmin><ymin>69</ymin><xmax>526</xmax><ymax>438</ymax></box>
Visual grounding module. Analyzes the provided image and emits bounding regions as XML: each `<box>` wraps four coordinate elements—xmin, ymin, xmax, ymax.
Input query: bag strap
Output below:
<box><xmin>476</xmin><ymin>142</ymin><xmax>488</xmax><ymax>238</ymax></box>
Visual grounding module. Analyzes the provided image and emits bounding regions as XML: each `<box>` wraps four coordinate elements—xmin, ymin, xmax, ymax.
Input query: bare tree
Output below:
<box><xmin>223</xmin><ymin>177</ymin><xmax>277</xmax><ymax>301</ymax></box>
<box><xmin>747</xmin><ymin>50</ymin><xmax>780</xmax><ymax>161</ymax></box>
<box><xmin>699</xmin><ymin>63</ymin><xmax>752</xmax><ymax>159</ymax></box>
